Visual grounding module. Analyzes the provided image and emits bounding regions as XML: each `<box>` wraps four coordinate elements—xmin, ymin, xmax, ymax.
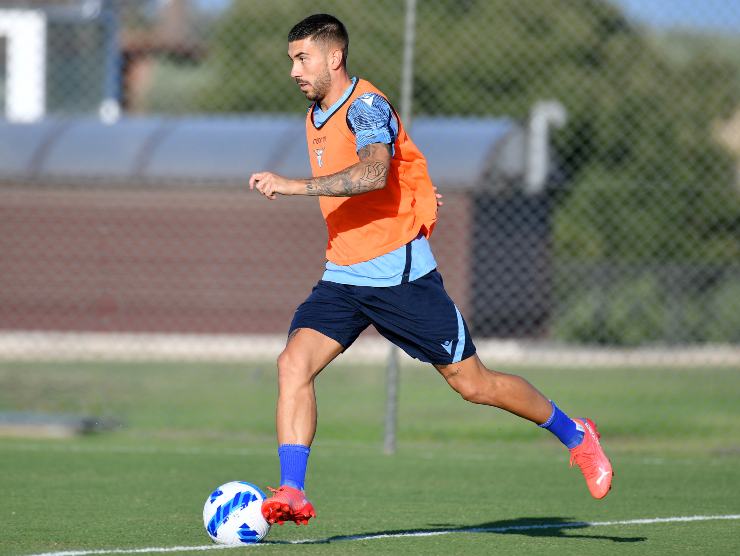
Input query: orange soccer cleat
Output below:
<box><xmin>569</xmin><ymin>418</ymin><xmax>613</xmax><ymax>499</ymax></box>
<box><xmin>261</xmin><ymin>485</ymin><xmax>316</xmax><ymax>526</ymax></box>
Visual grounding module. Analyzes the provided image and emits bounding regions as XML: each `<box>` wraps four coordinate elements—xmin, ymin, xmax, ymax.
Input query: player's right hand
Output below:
<box><xmin>249</xmin><ymin>171</ymin><xmax>291</xmax><ymax>200</ymax></box>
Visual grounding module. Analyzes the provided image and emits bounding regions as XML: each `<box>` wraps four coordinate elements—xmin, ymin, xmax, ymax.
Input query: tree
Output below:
<box><xmin>197</xmin><ymin>0</ymin><xmax>740</xmax><ymax>343</ymax></box>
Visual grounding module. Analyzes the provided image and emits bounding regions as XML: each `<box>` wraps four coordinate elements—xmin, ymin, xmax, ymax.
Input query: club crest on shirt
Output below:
<box><xmin>314</xmin><ymin>148</ymin><xmax>325</xmax><ymax>168</ymax></box>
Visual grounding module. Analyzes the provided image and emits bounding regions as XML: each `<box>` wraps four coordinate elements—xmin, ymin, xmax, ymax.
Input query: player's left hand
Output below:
<box><xmin>434</xmin><ymin>186</ymin><xmax>444</xmax><ymax>207</ymax></box>
<box><xmin>249</xmin><ymin>171</ymin><xmax>298</xmax><ymax>200</ymax></box>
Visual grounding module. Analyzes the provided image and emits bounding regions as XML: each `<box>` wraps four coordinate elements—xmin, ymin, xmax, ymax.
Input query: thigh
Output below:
<box><xmin>361</xmin><ymin>270</ymin><xmax>477</xmax><ymax>365</ymax></box>
<box><xmin>289</xmin><ymin>280</ymin><xmax>371</xmax><ymax>351</ymax></box>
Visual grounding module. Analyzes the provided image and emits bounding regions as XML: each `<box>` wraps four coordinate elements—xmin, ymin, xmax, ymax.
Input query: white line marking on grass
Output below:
<box><xmin>25</xmin><ymin>514</ymin><xmax>740</xmax><ymax>556</ymax></box>
<box><xmin>300</xmin><ymin>514</ymin><xmax>740</xmax><ymax>543</ymax></box>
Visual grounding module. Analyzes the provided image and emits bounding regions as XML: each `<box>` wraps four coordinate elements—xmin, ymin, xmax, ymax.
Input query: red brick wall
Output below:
<box><xmin>0</xmin><ymin>187</ymin><xmax>471</xmax><ymax>334</ymax></box>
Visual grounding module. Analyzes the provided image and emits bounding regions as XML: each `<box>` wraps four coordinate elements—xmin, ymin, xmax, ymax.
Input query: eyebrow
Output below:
<box><xmin>289</xmin><ymin>51</ymin><xmax>310</xmax><ymax>60</ymax></box>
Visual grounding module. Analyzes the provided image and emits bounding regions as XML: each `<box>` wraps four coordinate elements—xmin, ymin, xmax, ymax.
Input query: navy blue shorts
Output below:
<box><xmin>289</xmin><ymin>270</ymin><xmax>476</xmax><ymax>365</ymax></box>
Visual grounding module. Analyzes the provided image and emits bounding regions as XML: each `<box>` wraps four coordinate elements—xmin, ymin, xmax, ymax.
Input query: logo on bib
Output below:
<box><xmin>314</xmin><ymin>148</ymin><xmax>325</xmax><ymax>168</ymax></box>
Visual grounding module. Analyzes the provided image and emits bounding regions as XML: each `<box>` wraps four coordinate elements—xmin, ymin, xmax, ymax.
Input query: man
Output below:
<box><xmin>249</xmin><ymin>13</ymin><xmax>613</xmax><ymax>527</ymax></box>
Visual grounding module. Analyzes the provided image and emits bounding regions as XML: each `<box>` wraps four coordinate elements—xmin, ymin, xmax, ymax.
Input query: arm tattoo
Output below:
<box><xmin>305</xmin><ymin>143</ymin><xmax>390</xmax><ymax>197</ymax></box>
<box><xmin>358</xmin><ymin>144</ymin><xmax>378</xmax><ymax>161</ymax></box>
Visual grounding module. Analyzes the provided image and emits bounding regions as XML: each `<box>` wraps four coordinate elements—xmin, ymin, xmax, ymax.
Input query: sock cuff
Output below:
<box><xmin>278</xmin><ymin>443</ymin><xmax>311</xmax><ymax>456</ymax></box>
<box><xmin>538</xmin><ymin>400</ymin><xmax>557</xmax><ymax>428</ymax></box>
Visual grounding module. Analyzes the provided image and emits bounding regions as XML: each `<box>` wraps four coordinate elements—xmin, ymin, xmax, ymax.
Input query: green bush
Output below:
<box><xmin>705</xmin><ymin>278</ymin><xmax>740</xmax><ymax>343</ymax></box>
<box><xmin>553</xmin><ymin>275</ymin><xmax>666</xmax><ymax>345</ymax></box>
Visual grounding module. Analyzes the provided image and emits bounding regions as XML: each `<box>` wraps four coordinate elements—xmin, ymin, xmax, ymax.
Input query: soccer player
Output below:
<box><xmin>249</xmin><ymin>13</ymin><xmax>613</xmax><ymax>526</ymax></box>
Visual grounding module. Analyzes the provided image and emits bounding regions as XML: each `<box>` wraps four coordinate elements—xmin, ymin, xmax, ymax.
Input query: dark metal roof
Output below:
<box><xmin>0</xmin><ymin>115</ymin><xmax>524</xmax><ymax>188</ymax></box>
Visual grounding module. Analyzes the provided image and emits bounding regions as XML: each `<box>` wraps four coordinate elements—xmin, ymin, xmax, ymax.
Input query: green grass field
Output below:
<box><xmin>1</xmin><ymin>360</ymin><xmax>739</xmax><ymax>555</ymax></box>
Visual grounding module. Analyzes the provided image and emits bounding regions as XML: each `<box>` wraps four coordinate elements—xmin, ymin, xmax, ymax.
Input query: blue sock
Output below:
<box><xmin>539</xmin><ymin>401</ymin><xmax>584</xmax><ymax>449</ymax></box>
<box><xmin>278</xmin><ymin>444</ymin><xmax>310</xmax><ymax>491</ymax></box>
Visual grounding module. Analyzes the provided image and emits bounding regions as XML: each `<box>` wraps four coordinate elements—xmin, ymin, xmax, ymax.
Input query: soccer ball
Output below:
<box><xmin>203</xmin><ymin>481</ymin><xmax>271</xmax><ymax>544</ymax></box>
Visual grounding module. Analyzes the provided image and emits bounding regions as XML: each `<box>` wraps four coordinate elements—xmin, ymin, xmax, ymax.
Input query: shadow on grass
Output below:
<box><xmin>267</xmin><ymin>516</ymin><xmax>647</xmax><ymax>545</ymax></box>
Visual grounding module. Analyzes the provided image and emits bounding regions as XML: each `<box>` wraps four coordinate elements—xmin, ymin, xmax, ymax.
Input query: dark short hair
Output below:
<box><xmin>288</xmin><ymin>14</ymin><xmax>349</xmax><ymax>66</ymax></box>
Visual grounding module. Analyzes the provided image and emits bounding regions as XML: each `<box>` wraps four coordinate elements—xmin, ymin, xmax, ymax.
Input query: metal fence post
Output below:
<box><xmin>383</xmin><ymin>0</ymin><xmax>417</xmax><ymax>456</ymax></box>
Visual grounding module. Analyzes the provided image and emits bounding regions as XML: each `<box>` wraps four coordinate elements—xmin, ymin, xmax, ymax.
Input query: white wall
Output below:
<box><xmin>0</xmin><ymin>9</ymin><xmax>46</xmax><ymax>122</ymax></box>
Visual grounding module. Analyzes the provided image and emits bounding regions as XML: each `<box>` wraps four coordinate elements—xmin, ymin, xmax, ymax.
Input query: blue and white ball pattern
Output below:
<box><xmin>203</xmin><ymin>481</ymin><xmax>270</xmax><ymax>544</ymax></box>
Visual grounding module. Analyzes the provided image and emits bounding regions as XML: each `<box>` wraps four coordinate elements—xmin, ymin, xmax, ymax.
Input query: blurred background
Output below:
<box><xmin>1</xmin><ymin>0</ymin><xmax>740</xmax><ymax>365</ymax></box>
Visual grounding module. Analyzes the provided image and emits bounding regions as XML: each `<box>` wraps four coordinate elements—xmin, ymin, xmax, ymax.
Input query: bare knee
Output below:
<box><xmin>276</xmin><ymin>349</ymin><xmax>313</xmax><ymax>388</ymax></box>
<box><xmin>446</xmin><ymin>372</ymin><xmax>495</xmax><ymax>405</ymax></box>
<box><xmin>453</xmin><ymin>378</ymin><xmax>486</xmax><ymax>404</ymax></box>
<box><xmin>446</xmin><ymin>368</ymin><xmax>505</xmax><ymax>406</ymax></box>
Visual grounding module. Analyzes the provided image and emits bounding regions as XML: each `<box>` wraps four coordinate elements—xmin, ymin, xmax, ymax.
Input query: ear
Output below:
<box><xmin>328</xmin><ymin>47</ymin><xmax>344</xmax><ymax>70</ymax></box>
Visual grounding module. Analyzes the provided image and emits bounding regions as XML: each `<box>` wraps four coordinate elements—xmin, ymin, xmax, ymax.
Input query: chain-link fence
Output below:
<box><xmin>1</xmin><ymin>0</ymin><xmax>740</xmax><ymax>363</ymax></box>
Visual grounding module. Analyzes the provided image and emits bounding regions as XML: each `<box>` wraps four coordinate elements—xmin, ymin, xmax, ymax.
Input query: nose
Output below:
<box><xmin>290</xmin><ymin>60</ymin><xmax>301</xmax><ymax>80</ymax></box>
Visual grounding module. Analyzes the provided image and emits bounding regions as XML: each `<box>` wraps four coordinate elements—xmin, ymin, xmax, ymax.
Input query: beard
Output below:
<box><xmin>302</xmin><ymin>67</ymin><xmax>331</xmax><ymax>102</ymax></box>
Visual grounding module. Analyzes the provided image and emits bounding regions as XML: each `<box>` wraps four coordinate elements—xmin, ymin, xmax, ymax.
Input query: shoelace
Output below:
<box><xmin>570</xmin><ymin>448</ymin><xmax>599</xmax><ymax>475</ymax></box>
<box><xmin>569</xmin><ymin>430</ymin><xmax>601</xmax><ymax>476</ymax></box>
